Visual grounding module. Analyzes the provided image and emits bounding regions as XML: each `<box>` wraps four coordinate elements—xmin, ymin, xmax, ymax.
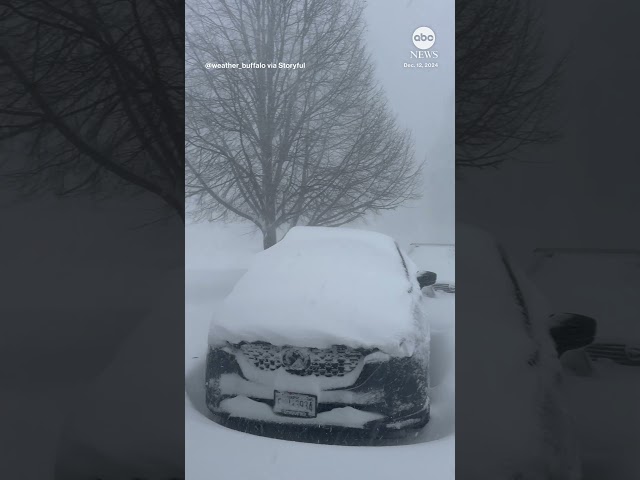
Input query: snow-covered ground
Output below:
<box><xmin>565</xmin><ymin>364</ymin><xmax>640</xmax><ymax>480</ymax></box>
<box><xmin>185</xmin><ymin>223</ymin><xmax>455</xmax><ymax>480</ymax></box>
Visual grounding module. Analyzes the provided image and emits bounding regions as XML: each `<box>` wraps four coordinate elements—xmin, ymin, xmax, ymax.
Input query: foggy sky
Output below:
<box><xmin>359</xmin><ymin>0</ymin><xmax>454</xmax><ymax>245</ymax></box>
<box><xmin>457</xmin><ymin>0</ymin><xmax>640</xmax><ymax>260</ymax></box>
<box><xmin>186</xmin><ymin>0</ymin><xmax>456</xmax><ymax>249</ymax></box>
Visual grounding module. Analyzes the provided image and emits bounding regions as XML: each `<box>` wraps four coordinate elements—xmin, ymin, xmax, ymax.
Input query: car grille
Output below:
<box><xmin>235</xmin><ymin>342</ymin><xmax>368</xmax><ymax>377</ymax></box>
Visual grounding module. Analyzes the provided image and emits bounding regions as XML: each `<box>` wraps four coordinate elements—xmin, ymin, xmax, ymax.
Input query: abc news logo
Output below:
<box><xmin>412</xmin><ymin>26</ymin><xmax>436</xmax><ymax>50</ymax></box>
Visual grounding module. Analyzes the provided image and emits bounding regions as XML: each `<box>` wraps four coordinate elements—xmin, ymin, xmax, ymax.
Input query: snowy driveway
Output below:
<box><xmin>565</xmin><ymin>365</ymin><xmax>640</xmax><ymax>480</ymax></box>
<box><xmin>185</xmin><ymin>268</ymin><xmax>455</xmax><ymax>480</ymax></box>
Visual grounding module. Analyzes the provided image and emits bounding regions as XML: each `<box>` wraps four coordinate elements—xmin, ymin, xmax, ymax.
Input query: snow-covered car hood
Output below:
<box><xmin>209</xmin><ymin>227</ymin><xmax>426</xmax><ymax>357</ymax></box>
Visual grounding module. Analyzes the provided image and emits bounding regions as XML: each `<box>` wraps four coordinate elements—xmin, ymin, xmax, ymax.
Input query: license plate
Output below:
<box><xmin>273</xmin><ymin>391</ymin><xmax>317</xmax><ymax>418</ymax></box>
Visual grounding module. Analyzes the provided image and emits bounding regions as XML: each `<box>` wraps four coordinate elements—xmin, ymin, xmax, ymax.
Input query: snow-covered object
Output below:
<box><xmin>456</xmin><ymin>224</ymin><xmax>581</xmax><ymax>480</ymax></box>
<box><xmin>185</xmin><ymin>232</ymin><xmax>454</xmax><ymax>480</ymax></box>
<box><xmin>209</xmin><ymin>226</ymin><xmax>425</xmax><ymax>357</ymax></box>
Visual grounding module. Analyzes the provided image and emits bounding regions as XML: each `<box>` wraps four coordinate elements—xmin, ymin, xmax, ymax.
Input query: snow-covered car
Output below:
<box><xmin>205</xmin><ymin>227</ymin><xmax>431</xmax><ymax>438</ymax></box>
<box><xmin>456</xmin><ymin>226</ymin><xmax>597</xmax><ymax>480</ymax></box>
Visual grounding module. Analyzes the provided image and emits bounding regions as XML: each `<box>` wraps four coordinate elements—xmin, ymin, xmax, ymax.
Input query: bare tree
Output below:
<box><xmin>456</xmin><ymin>0</ymin><xmax>562</xmax><ymax>171</ymax></box>
<box><xmin>186</xmin><ymin>0</ymin><xmax>420</xmax><ymax>248</ymax></box>
<box><xmin>0</xmin><ymin>1</ymin><xmax>184</xmax><ymax>219</ymax></box>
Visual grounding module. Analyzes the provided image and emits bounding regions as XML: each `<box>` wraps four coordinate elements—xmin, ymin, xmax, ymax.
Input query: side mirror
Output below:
<box><xmin>548</xmin><ymin>313</ymin><xmax>597</xmax><ymax>357</ymax></box>
<box><xmin>417</xmin><ymin>271</ymin><xmax>437</xmax><ymax>289</ymax></box>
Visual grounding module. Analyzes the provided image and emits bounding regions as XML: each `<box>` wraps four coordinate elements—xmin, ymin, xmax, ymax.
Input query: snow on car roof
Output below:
<box><xmin>209</xmin><ymin>226</ymin><xmax>425</xmax><ymax>356</ymax></box>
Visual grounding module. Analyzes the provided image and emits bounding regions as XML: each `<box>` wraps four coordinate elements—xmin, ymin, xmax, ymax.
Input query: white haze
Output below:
<box><xmin>186</xmin><ymin>0</ymin><xmax>455</xmax><ymax>249</ymax></box>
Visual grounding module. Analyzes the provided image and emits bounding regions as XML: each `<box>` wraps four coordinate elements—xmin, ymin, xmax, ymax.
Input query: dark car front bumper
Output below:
<box><xmin>210</xmin><ymin>405</ymin><xmax>429</xmax><ymax>444</ymax></box>
<box><xmin>204</xmin><ymin>346</ymin><xmax>430</xmax><ymax>438</ymax></box>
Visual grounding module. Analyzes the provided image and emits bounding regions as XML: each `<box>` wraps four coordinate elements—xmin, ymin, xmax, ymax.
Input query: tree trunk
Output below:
<box><xmin>263</xmin><ymin>225</ymin><xmax>277</xmax><ymax>249</ymax></box>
